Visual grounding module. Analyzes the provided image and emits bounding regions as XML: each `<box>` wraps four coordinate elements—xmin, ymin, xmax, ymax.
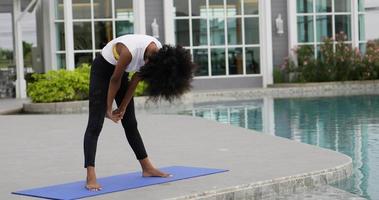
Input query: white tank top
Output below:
<box><xmin>101</xmin><ymin>34</ymin><xmax>162</xmax><ymax>72</ymax></box>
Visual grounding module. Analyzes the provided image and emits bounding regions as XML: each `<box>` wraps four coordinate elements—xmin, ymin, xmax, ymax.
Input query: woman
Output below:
<box><xmin>83</xmin><ymin>34</ymin><xmax>196</xmax><ymax>191</ymax></box>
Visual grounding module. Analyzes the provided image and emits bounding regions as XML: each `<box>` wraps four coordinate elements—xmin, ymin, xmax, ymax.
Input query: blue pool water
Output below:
<box><xmin>178</xmin><ymin>95</ymin><xmax>379</xmax><ymax>200</ymax></box>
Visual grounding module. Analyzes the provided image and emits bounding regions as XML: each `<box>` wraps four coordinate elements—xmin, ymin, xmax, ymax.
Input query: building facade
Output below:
<box><xmin>34</xmin><ymin>0</ymin><xmax>366</xmax><ymax>90</ymax></box>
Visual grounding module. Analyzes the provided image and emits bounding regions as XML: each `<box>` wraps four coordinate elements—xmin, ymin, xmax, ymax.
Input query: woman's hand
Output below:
<box><xmin>106</xmin><ymin>108</ymin><xmax>121</xmax><ymax>123</ymax></box>
<box><xmin>112</xmin><ymin>108</ymin><xmax>126</xmax><ymax>120</ymax></box>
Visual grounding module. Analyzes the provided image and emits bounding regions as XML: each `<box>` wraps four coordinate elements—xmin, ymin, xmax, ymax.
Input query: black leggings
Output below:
<box><xmin>83</xmin><ymin>54</ymin><xmax>147</xmax><ymax>168</ymax></box>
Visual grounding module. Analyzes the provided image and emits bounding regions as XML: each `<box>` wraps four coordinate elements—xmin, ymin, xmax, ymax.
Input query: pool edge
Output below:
<box><xmin>167</xmin><ymin>156</ymin><xmax>353</xmax><ymax>200</ymax></box>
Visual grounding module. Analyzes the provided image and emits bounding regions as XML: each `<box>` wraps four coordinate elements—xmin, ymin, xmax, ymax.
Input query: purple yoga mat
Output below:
<box><xmin>12</xmin><ymin>166</ymin><xmax>228</xmax><ymax>200</ymax></box>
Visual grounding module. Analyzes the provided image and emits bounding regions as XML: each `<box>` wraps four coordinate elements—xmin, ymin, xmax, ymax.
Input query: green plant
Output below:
<box><xmin>27</xmin><ymin>64</ymin><xmax>90</xmax><ymax>103</ymax></box>
<box><xmin>280</xmin><ymin>33</ymin><xmax>379</xmax><ymax>83</ymax></box>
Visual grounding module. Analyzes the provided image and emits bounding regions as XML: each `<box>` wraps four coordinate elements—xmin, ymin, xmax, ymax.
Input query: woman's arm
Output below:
<box><xmin>113</xmin><ymin>72</ymin><xmax>141</xmax><ymax>119</ymax></box>
<box><xmin>106</xmin><ymin>43</ymin><xmax>132</xmax><ymax>122</ymax></box>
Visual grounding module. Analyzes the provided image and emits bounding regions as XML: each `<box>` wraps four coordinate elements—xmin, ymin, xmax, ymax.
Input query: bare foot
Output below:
<box><xmin>142</xmin><ymin>168</ymin><xmax>172</xmax><ymax>178</ymax></box>
<box><xmin>85</xmin><ymin>166</ymin><xmax>102</xmax><ymax>192</ymax></box>
<box><xmin>85</xmin><ymin>176</ymin><xmax>102</xmax><ymax>191</ymax></box>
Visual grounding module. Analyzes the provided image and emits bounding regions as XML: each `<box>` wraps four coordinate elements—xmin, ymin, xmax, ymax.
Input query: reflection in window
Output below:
<box><xmin>75</xmin><ymin>53</ymin><xmax>93</xmax><ymax>67</ymax></box>
<box><xmin>226</xmin><ymin>0</ymin><xmax>242</xmax><ymax>16</ymax></box>
<box><xmin>244</xmin><ymin>17</ymin><xmax>259</xmax><ymax>44</ymax></box>
<box><xmin>115</xmin><ymin>0</ymin><xmax>133</xmax><ymax>19</ymax></box>
<box><xmin>93</xmin><ymin>0</ymin><xmax>112</xmax><ymax>18</ymax></box>
<box><xmin>211</xmin><ymin>48</ymin><xmax>226</xmax><ymax>75</ymax></box>
<box><xmin>227</xmin><ymin>18</ymin><xmax>242</xmax><ymax>45</ymax></box>
<box><xmin>334</xmin><ymin>0</ymin><xmax>351</xmax><ymax>12</ymax></box>
<box><xmin>193</xmin><ymin>49</ymin><xmax>209</xmax><ymax>76</ymax></box>
<box><xmin>228</xmin><ymin>48</ymin><xmax>243</xmax><ymax>75</ymax></box>
<box><xmin>359</xmin><ymin>15</ymin><xmax>365</xmax><ymax>41</ymax></box>
<box><xmin>95</xmin><ymin>21</ymin><xmax>113</xmax><ymax>49</ymax></box>
<box><xmin>116</xmin><ymin>21</ymin><xmax>134</xmax><ymax>37</ymax></box>
<box><xmin>335</xmin><ymin>15</ymin><xmax>351</xmax><ymax>40</ymax></box>
<box><xmin>175</xmin><ymin>19</ymin><xmax>190</xmax><ymax>46</ymax></box>
<box><xmin>316</xmin><ymin>0</ymin><xmax>332</xmax><ymax>13</ymax></box>
<box><xmin>191</xmin><ymin>0</ymin><xmax>207</xmax><ymax>17</ymax></box>
<box><xmin>316</xmin><ymin>15</ymin><xmax>332</xmax><ymax>42</ymax></box>
<box><xmin>72</xmin><ymin>0</ymin><xmax>91</xmax><ymax>19</ymax></box>
<box><xmin>173</xmin><ymin>0</ymin><xmax>261</xmax><ymax>77</ymax></box>
<box><xmin>55</xmin><ymin>22</ymin><xmax>65</xmax><ymax>51</ymax></box>
<box><xmin>244</xmin><ymin>0</ymin><xmax>259</xmax><ymax>15</ymax></box>
<box><xmin>297</xmin><ymin>0</ymin><xmax>313</xmax><ymax>13</ymax></box>
<box><xmin>56</xmin><ymin>53</ymin><xmax>66</xmax><ymax>69</ymax></box>
<box><xmin>192</xmin><ymin>19</ymin><xmax>208</xmax><ymax>46</ymax></box>
<box><xmin>210</xmin><ymin>18</ymin><xmax>225</xmax><ymax>45</ymax></box>
<box><xmin>55</xmin><ymin>0</ymin><xmax>64</xmax><ymax>19</ymax></box>
<box><xmin>73</xmin><ymin>22</ymin><xmax>92</xmax><ymax>50</ymax></box>
<box><xmin>174</xmin><ymin>0</ymin><xmax>189</xmax><ymax>16</ymax></box>
<box><xmin>246</xmin><ymin>47</ymin><xmax>260</xmax><ymax>74</ymax></box>
<box><xmin>297</xmin><ymin>16</ymin><xmax>314</xmax><ymax>43</ymax></box>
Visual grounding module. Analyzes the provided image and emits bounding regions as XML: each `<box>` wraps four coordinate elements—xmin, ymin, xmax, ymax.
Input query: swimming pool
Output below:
<box><xmin>178</xmin><ymin>95</ymin><xmax>379</xmax><ymax>200</ymax></box>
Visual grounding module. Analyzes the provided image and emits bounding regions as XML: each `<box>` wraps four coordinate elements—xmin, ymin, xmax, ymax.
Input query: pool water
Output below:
<box><xmin>178</xmin><ymin>95</ymin><xmax>379</xmax><ymax>200</ymax></box>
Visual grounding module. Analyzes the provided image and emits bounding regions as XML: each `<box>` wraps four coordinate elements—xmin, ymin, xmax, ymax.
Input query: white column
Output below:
<box><xmin>13</xmin><ymin>0</ymin><xmax>27</xmax><ymax>98</ymax></box>
<box><xmin>64</xmin><ymin>0</ymin><xmax>75</xmax><ymax>70</ymax></box>
<box><xmin>134</xmin><ymin>0</ymin><xmax>146</xmax><ymax>34</ymax></box>
<box><xmin>287</xmin><ymin>0</ymin><xmax>297</xmax><ymax>54</ymax></box>
<box><xmin>352</xmin><ymin>0</ymin><xmax>360</xmax><ymax>48</ymax></box>
<box><xmin>260</xmin><ymin>0</ymin><xmax>273</xmax><ymax>87</ymax></box>
<box><xmin>163</xmin><ymin>0</ymin><xmax>175</xmax><ymax>44</ymax></box>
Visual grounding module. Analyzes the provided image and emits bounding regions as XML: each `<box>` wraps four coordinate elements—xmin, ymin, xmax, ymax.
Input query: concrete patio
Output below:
<box><xmin>0</xmin><ymin>112</ymin><xmax>354</xmax><ymax>199</ymax></box>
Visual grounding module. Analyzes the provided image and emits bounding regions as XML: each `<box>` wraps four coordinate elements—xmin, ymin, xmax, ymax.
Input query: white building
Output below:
<box><xmin>0</xmin><ymin>0</ymin><xmax>367</xmax><ymax>97</ymax></box>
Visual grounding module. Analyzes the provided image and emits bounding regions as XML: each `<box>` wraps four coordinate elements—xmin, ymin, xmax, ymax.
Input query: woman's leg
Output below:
<box><xmin>115</xmin><ymin>74</ymin><xmax>170</xmax><ymax>177</ymax></box>
<box><xmin>83</xmin><ymin>56</ymin><xmax>112</xmax><ymax>191</ymax></box>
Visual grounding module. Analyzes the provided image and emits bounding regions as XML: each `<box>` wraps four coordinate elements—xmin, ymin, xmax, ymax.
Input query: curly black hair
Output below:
<box><xmin>138</xmin><ymin>45</ymin><xmax>197</xmax><ymax>102</ymax></box>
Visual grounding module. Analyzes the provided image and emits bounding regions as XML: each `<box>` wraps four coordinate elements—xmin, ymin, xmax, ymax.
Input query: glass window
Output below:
<box><xmin>335</xmin><ymin>15</ymin><xmax>351</xmax><ymax>41</ymax></box>
<box><xmin>174</xmin><ymin>0</ymin><xmax>189</xmax><ymax>16</ymax></box>
<box><xmin>228</xmin><ymin>48</ymin><xmax>243</xmax><ymax>75</ymax></box>
<box><xmin>115</xmin><ymin>0</ymin><xmax>133</xmax><ymax>19</ymax></box>
<box><xmin>75</xmin><ymin>53</ymin><xmax>93</xmax><ymax>67</ymax></box>
<box><xmin>297</xmin><ymin>16</ymin><xmax>314</xmax><ymax>43</ymax></box>
<box><xmin>56</xmin><ymin>54</ymin><xmax>66</xmax><ymax>69</ymax></box>
<box><xmin>209</xmin><ymin>0</ymin><xmax>224</xmax><ymax>18</ymax></box>
<box><xmin>359</xmin><ymin>14</ymin><xmax>365</xmax><ymax>41</ymax></box>
<box><xmin>358</xmin><ymin>0</ymin><xmax>364</xmax><ymax>12</ymax></box>
<box><xmin>175</xmin><ymin>19</ymin><xmax>190</xmax><ymax>46</ymax></box>
<box><xmin>316</xmin><ymin>15</ymin><xmax>332</xmax><ymax>42</ymax></box>
<box><xmin>192</xmin><ymin>0</ymin><xmax>207</xmax><ymax>17</ymax></box>
<box><xmin>210</xmin><ymin>18</ymin><xmax>225</xmax><ymax>45</ymax></box>
<box><xmin>95</xmin><ymin>21</ymin><xmax>113</xmax><ymax>49</ymax></box>
<box><xmin>55</xmin><ymin>0</ymin><xmax>64</xmax><ymax>20</ymax></box>
<box><xmin>193</xmin><ymin>49</ymin><xmax>209</xmax><ymax>76</ymax></box>
<box><xmin>245</xmin><ymin>17</ymin><xmax>259</xmax><ymax>44</ymax></box>
<box><xmin>192</xmin><ymin>19</ymin><xmax>208</xmax><ymax>46</ymax></box>
<box><xmin>316</xmin><ymin>0</ymin><xmax>332</xmax><ymax>13</ymax></box>
<box><xmin>227</xmin><ymin>18</ymin><xmax>242</xmax><ymax>45</ymax></box>
<box><xmin>297</xmin><ymin>0</ymin><xmax>313</xmax><ymax>13</ymax></box>
<box><xmin>55</xmin><ymin>22</ymin><xmax>65</xmax><ymax>51</ymax></box>
<box><xmin>226</xmin><ymin>0</ymin><xmax>242</xmax><ymax>16</ymax></box>
<box><xmin>94</xmin><ymin>0</ymin><xmax>112</xmax><ymax>18</ymax></box>
<box><xmin>211</xmin><ymin>48</ymin><xmax>226</xmax><ymax>75</ymax></box>
<box><xmin>359</xmin><ymin>43</ymin><xmax>366</xmax><ymax>55</ymax></box>
<box><xmin>72</xmin><ymin>0</ymin><xmax>91</xmax><ymax>19</ymax></box>
<box><xmin>244</xmin><ymin>0</ymin><xmax>259</xmax><ymax>15</ymax></box>
<box><xmin>116</xmin><ymin>21</ymin><xmax>134</xmax><ymax>37</ymax></box>
<box><xmin>73</xmin><ymin>22</ymin><xmax>92</xmax><ymax>50</ymax></box>
<box><xmin>246</xmin><ymin>47</ymin><xmax>260</xmax><ymax>74</ymax></box>
<box><xmin>334</xmin><ymin>0</ymin><xmax>350</xmax><ymax>12</ymax></box>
